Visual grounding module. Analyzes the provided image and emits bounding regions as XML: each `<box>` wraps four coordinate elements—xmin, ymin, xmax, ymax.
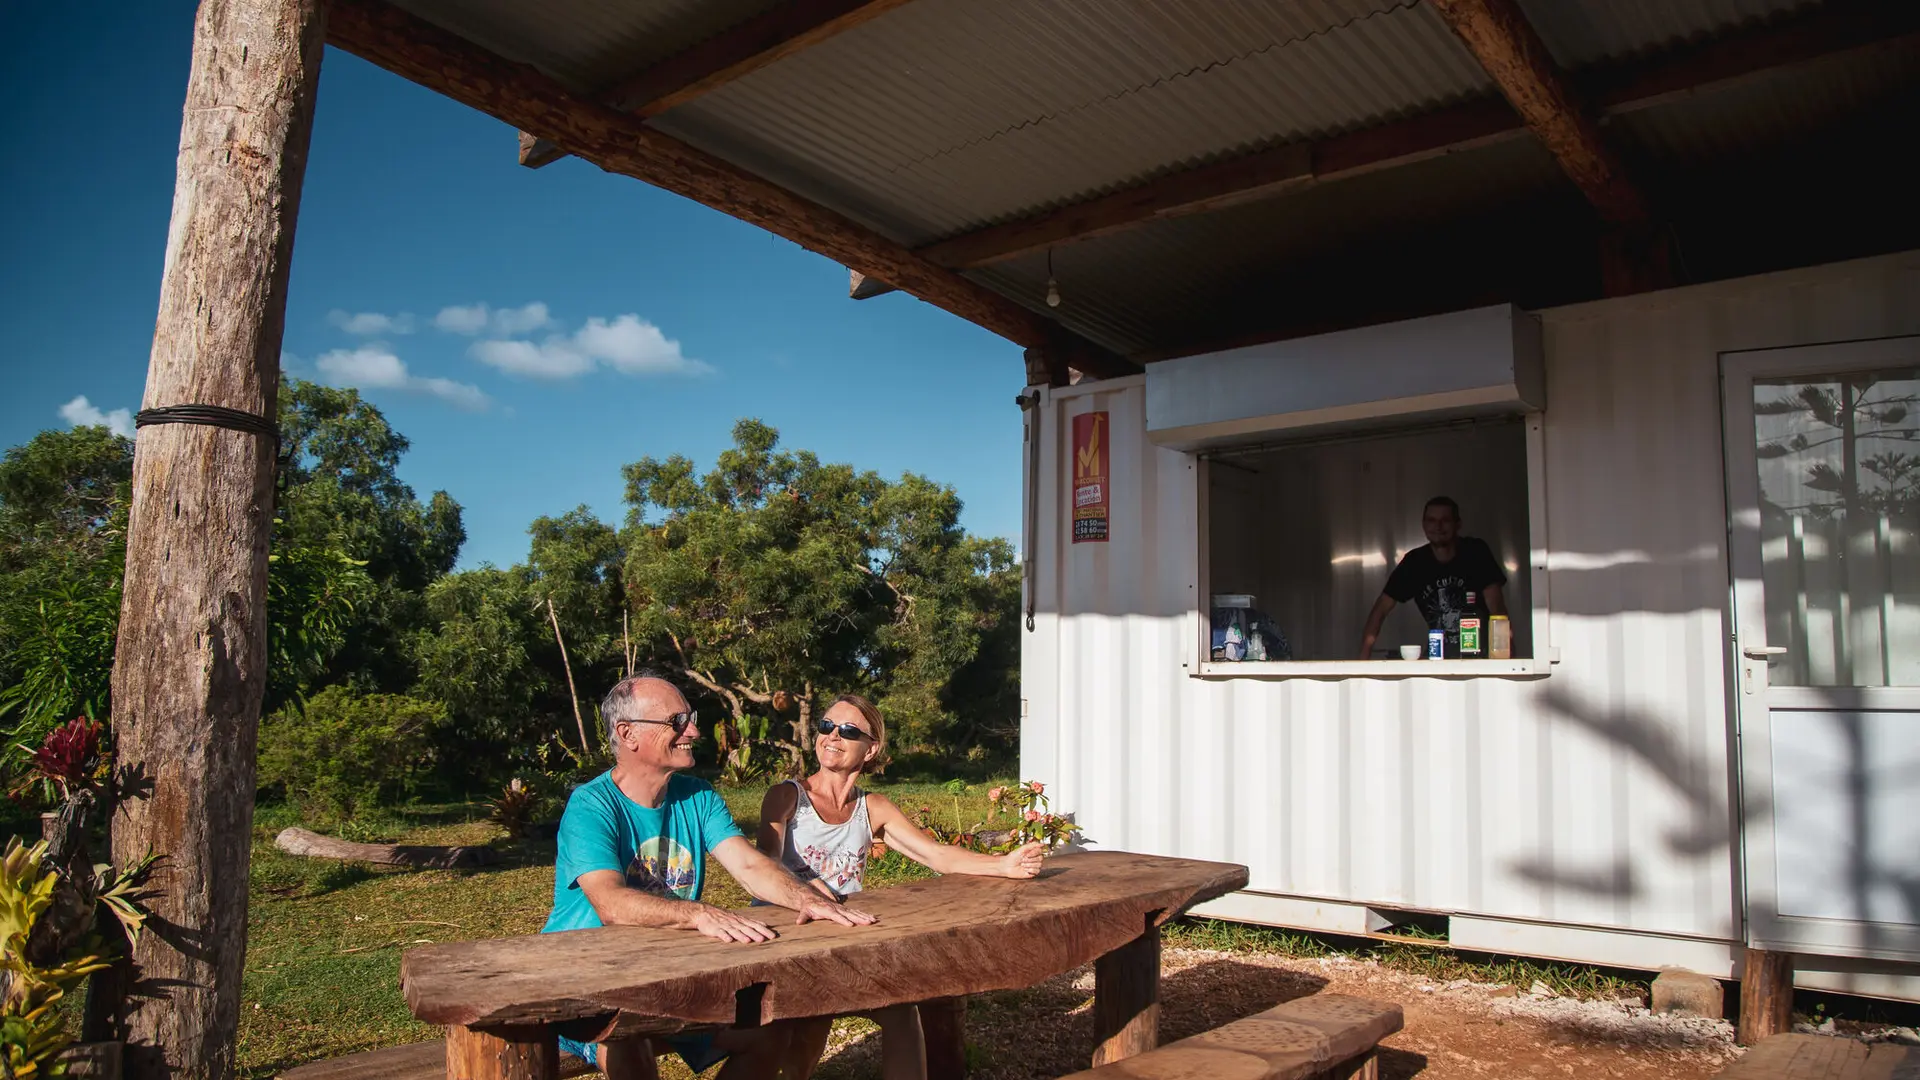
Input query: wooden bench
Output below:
<box><xmin>1714</xmin><ymin>1034</ymin><xmax>1917</xmax><ymax>1080</ymax></box>
<box><xmin>1058</xmin><ymin>993</ymin><xmax>1403</xmax><ymax>1080</ymax></box>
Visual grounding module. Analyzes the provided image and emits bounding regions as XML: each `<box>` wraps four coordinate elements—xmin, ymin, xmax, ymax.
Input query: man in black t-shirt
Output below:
<box><xmin>1358</xmin><ymin>496</ymin><xmax>1507</xmax><ymax>659</ymax></box>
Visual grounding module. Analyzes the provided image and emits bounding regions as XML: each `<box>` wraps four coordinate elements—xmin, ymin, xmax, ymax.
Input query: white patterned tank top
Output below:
<box><xmin>779</xmin><ymin>779</ymin><xmax>872</xmax><ymax>897</ymax></box>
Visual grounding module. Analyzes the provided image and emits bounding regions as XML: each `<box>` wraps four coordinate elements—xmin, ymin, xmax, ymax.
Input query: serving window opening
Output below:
<box><xmin>1204</xmin><ymin>418</ymin><xmax>1535</xmax><ymax>666</ymax></box>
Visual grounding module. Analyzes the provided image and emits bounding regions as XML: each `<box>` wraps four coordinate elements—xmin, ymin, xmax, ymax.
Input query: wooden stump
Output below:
<box><xmin>919</xmin><ymin>997</ymin><xmax>967</xmax><ymax>1080</ymax></box>
<box><xmin>1092</xmin><ymin>922</ymin><xmax>1161</xmax><ymax>1067</ymax></box>
<box><xmin>447</xmin><ymin>1026</ymin><xmax>557</xmax><ymax>1080</ymax></box>
<box><xmin>1736</xmin><ymin>948</ymin><xmax>1795</xmax><ymax>1046</ymax></box>
<box><xmin>104</xmin><ymin>0</ymin><xmax>327</xmax><ymax>1075</ymax></box>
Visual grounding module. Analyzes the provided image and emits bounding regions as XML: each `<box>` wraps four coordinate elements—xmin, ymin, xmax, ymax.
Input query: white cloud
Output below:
<box><xmin>327</xmin><ymin>309</ymin><xmax>415</xmax><ymax>335</ymax></box>
<box><xmin>492</xmin><ymin>302</ymin><xmax>552</xmax><ymax>335</ymax></box>
<box><xmin>433</xmin><ymin>302</ymin><xmax>553</xmax><ymax>337</ymax></box>
<box><xmin>316</xmin><ymin>346</ymin><xmax>490</xmax><ymax>411</ymax></box>
<box><xmin>59</xmin><ymin>396</ymin><xmax>135</xmax><ymax>439</ymax></box>
<box><xmin>574</xmin><ymin>315</ymin><xmax>710</xmax><ymax>375</ymax></box>
<box><xmin>470</xmin><ymin>314</ymin><xmax>711</xmax><ymax>380</ymax></box>
<box><xmin>469</xmin><ymin>338</ymin><xmax>595</xmax><ymax>379</ymax></box>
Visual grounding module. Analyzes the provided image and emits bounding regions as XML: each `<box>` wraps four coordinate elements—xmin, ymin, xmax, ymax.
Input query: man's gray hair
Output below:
<box><xmin>600</xmin><ymin>670</ymin><xmax>672</xmax><ymax>748</ymax></box>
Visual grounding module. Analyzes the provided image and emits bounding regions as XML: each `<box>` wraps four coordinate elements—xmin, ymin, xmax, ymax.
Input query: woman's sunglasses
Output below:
<box><xmin>814</xmin><ymin>719</ymin><xmax>872</xmax><ymax>741</ymax></box>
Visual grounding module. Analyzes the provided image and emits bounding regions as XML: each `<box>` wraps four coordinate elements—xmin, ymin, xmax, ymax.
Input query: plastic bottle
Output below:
<box><xmin>1489</xmin><ymin>615</ymin><xmax>1512</xmax><ymax>660</ymax></box>
<box><xmin>1458</xmin><ymin>591</ymin><xmax>1484</xmax><ymax>658</ymax></box>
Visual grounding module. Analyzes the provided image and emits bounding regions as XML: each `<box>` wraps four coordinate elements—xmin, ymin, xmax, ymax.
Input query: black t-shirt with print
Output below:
<box><xmin>1383</xmin><ymin>537</ymin><xmax>1507</xmax><ymax>634</ymax></box>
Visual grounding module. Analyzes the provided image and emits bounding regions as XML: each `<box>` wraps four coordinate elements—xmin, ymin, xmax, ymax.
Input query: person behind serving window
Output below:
<box><xmin>545</xmin><ymin>673</ymin><xmax>878</xmax><ymax>1079</ymax></box>
<box><xmin>1358</xmin><ymin>495</ymin><xmax>1507</xmax><ymax>659</ymax></box>
<box><xmin>759</xmin><ymin>694</ymin><xmax>1045</xmax><ymax>1080</ymax></box>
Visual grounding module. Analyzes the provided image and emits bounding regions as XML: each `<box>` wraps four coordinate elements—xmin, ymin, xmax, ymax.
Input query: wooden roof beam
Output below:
<box><xmin>850</xmin><ymin>0</ymin><xmax>1918</xmax><ymax>300</ymax></box>
<box><xmin>521</xmin><ymin>0</ymin><xmax>913</xmax><ymax>169</ymax></box>
<box><xmin>326</xmin><ymin>0</ymin><xmax>1136</xmax><ymax>378</ymax></box>
<box><xmin>1427</xmin><ymin>0</ymin><xmax>1648</xmax><ymax>223</ymax></box>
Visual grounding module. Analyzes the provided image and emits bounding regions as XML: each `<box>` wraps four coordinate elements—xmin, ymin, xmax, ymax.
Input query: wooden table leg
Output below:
<box><xmin>920</xmin><ymin>997</ymin><xmax>968</xmax><ymax>1080</ymax></box>
<box><xmin>1092</xmin><ymin>921</ymin><xmax>1161</xmax><ymax>1067</ymax></box>
<box><xmin>447</xmin><ymin>1024</ymin><xmax>558</xmax><ymax>1080</ymax></box>
<box><xmin>598</xmin><ymin>1038</ymin><xmax>659</xmax><ymax>1080</ymax></box>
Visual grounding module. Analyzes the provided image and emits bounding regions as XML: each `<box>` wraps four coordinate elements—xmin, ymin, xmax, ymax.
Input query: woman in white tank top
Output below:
<box><xmin>757</xmin><ymin>693</ymin><xmax>1045</xmax><ymax>1080</ymax></box>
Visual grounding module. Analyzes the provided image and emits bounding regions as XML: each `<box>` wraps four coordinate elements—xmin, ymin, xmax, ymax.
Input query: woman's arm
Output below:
<box><xmin>755</xmin><ymin>781</ymin><xmax>799</xmax><ymax>861</ymax></box>
<box><xmin>867</xmin><ymin>794</ymin><xmax>1043</xmax><ymax>878</ymax></box>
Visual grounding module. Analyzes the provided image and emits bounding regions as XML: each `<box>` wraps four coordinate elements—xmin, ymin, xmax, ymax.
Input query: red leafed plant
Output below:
<box><xmin>15</xmin><ymin>716</ymin><xmax>111</xmax><ymax>805</ymax></box>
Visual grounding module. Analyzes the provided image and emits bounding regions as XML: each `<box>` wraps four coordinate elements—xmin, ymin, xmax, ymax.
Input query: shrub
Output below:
<box><xmin>258</xmin><ymin>686</ymin><xmax>443</xmax><ymax>816</ymax></box>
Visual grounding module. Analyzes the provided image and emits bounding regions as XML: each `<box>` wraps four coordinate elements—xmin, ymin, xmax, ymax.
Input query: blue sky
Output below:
<box><xmin>0</xmin><ymin>5</ymin><xmax>1027</xmax><ymax>569</ymax></box>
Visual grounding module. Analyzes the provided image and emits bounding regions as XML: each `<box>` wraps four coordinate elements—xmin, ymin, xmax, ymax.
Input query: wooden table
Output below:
<box><xmin>402</xmin><ymin>851</ymin><xmax>1248</xmax><ymax>1080</ymax></box>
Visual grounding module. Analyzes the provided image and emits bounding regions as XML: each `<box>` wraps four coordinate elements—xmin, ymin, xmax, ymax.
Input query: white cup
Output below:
<box><xmin>1398</xmin><ymin>645</ymin><xmax>1422</xmax><ymax>660</ymax></box>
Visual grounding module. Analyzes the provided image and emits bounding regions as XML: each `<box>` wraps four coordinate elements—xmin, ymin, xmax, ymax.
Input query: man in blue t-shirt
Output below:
<box><xmin>547</xmin><ymin>673</ymin><xmax>877</xmax><ymax>1076</ymax></box>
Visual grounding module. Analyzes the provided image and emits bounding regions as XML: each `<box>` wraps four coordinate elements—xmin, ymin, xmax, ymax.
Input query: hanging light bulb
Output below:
<box><xmin>1045</xmin><ymin>248</ymin><xmax>1062</xmax><ymax>308</ymax></box>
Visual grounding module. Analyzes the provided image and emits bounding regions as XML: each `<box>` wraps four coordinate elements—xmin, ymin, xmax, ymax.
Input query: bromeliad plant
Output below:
<box><xmin>9</xmin><ymin>717</ymin><xmax>109</xmax><ymax>807</ymax></box>
<box><xmin>1</xmin><ymin>838</ymin><xmax>113</xmax><ymax>1080</ymax></box>
<box><xmin>987</xmin><ymin>780</ymin><xmax>1080</xmax><ymax>851</ymax></box>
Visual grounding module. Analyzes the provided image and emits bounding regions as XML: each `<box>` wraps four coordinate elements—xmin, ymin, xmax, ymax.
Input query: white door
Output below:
<box><xmin>1724</xmin><ymin>338</ymin><xmax>1920</xmax><ymax>962</ymax></box>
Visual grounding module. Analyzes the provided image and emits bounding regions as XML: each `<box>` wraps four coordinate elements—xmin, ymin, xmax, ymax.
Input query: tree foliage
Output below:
<box><xmin>622</xmin><ymin>420</ymin><xmax>1020</xmax><ymax>770</ymax></box>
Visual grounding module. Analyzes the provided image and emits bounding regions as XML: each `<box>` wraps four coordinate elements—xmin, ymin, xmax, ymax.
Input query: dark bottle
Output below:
<box><xmin>1458</xmin><ymin>590</ymin><xmax>1486</xmax><ymax>658</ymax></box>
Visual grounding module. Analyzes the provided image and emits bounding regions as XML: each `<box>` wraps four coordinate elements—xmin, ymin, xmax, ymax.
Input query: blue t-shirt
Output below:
<box><xmin>543</xmin><ymin>771</ymin><xmax>745</xmax><ymax>934</ymax></box>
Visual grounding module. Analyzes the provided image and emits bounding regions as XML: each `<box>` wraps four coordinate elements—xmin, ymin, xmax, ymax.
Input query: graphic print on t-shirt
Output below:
<box><xmin>627</xmin><ymin>836</ymin><xmax>699</xmax><ymax>899</ymax></box>
<box><xmin>1416</xmin><ymin>572</ymin><xmax>1470</xmax><ymax>633</ymax></box>
<box><xmin>799</xmin><ymin>843</ymin><xmax>866</xmax><ymax>894</ymax></box>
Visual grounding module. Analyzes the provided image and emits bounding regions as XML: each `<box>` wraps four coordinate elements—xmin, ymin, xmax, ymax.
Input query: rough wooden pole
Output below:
<box><xmin>105</xmin><ymin>1</ymin><xmax>325</xmax><ymax>1077</ymax></box>
<box><xmin>1737</xmin><ymin>947</ymin><xmax>1796</xmax><ymax>1045</ymax></box>
<box><xmin>1091</xmin><ymin>920</ymin><xmax>1162</xmax><ymax>1067</ymax></box>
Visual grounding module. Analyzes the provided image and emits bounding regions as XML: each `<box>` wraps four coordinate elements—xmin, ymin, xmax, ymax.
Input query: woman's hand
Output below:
<box><xmin>1000</xmin><ymin>841</ymin><xmax>1045</xmax><ymax>879</ymax></box>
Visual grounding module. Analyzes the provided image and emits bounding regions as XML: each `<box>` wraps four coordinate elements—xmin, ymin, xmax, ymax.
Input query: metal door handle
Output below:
<box><xmin>1742</xmin><ymin>645</ymin><xmax>1787</xmax><ymax>660</ymax></box>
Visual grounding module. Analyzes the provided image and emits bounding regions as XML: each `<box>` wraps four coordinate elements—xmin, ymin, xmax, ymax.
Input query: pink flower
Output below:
<box><xmin>1028</xmin><ymin>781</ymin><xmax>1045</xmax><ymax>795</ymax></box>
<box><xmin>1024</xmin><ymin>810</ymin><xmax>1041</xmax><ymax>822</ymax></box>
<box><xmin>987</xmin><ymin>787</ymin><xmax>1005</xmax><ymax>802</ymax></box>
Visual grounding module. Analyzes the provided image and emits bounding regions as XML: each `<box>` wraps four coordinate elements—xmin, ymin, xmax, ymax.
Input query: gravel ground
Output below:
<box><xmin>811</xmin><ymin>946</ymin><xmax>1748</xmax><ymax>1080</ymax></box>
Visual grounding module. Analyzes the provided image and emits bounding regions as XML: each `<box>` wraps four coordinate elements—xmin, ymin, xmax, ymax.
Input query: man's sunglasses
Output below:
<box><xmin>620</xmin><ymin>711</ymin><xmax>697</xmax><ymax>736</ymax></box>
<box><xmin>814</xmin><ymin>719</ymin><xmax>872</xmax><ymax>741</ymax></box>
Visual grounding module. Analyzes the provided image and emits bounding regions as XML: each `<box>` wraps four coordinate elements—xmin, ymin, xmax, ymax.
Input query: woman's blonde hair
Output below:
<box><xmin>823</xmin><ymin>693</ymin><xmax>891</xmax><ymax>775</ymax></box>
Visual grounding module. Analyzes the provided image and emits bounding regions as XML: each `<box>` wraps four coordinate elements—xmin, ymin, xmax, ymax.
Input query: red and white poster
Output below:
<box><xmin>1071</xmin><ymin>411</ymin><xmax>1109</xmax><ymax>544</ymax></box>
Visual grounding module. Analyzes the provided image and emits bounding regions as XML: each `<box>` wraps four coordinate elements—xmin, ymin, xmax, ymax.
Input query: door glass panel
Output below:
<box><xmin>1754</xmin><ymin>367</ymin><xmax>1920</xmax><ymax>686</ymax></box>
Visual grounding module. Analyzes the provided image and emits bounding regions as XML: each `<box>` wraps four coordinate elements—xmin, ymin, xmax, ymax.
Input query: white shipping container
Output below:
<box><xmin>1020</xmin><ymin>250</ymin><xmax>1920</xmax><ymax>998</ymax></box>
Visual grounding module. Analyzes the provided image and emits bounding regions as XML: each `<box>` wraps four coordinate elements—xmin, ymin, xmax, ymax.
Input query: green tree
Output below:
<box><xmin>621</xmin><ymin>420</ymin><xmax>1019</xmax><ymax>771</ymax></box>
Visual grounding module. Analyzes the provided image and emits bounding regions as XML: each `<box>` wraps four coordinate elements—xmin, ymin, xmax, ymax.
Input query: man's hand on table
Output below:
<box><xmin>793</xmin><ymin>897</ymin><xmax>879</xmax><ymax>927</ymax></box>
<box><xmin>690</xmin><ymin>904</ymin><xmax>780</xmax><ymax>943</ymax></box>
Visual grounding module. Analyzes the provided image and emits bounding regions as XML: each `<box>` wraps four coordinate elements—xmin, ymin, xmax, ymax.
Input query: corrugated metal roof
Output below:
<box><xmin>653</xmin><ymin>0</ymin><xmax>1495</xmax><ymax>244</ymax></box>
<box><xmin>961</xmin><ymin>135</ymin><xmax>1570</xmax><ymax>355</ymax></box>
<box><xmin>1518</xmin><ymin>0</ymin><xmax>1822</xmax><ymax>68</ymax></box>
<box><xmin>1608</xmin><ymin>40</ymin><xmax>1920</xmax><ymax>166</ymax></box>
<box><xmin>389</xmin><ymin>0</ymin><xmax>782</xmax><ymax>93</ymax></box>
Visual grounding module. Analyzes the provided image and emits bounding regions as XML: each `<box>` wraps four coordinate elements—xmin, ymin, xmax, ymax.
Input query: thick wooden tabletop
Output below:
<box><xmin>402</xmin><ymin>850</ymin><xmax>1247</xmax><ymax>1035</ymax></box>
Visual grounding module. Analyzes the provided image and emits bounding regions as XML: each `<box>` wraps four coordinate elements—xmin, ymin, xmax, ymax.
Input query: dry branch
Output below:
<box><xmin>274</xmin><ymin>827</ymin><xmax>498</xmax><ymax>869</ymax></box>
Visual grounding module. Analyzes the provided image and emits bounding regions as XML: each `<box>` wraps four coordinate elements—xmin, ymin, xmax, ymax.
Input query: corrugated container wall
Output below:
<box><xmin>1021</xmin><ymin>251</ymin><xmax>1920</xmax><ymax>957</ymax></box>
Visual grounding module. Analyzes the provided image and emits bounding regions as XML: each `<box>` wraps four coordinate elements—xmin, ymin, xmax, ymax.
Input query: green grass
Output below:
<box><xmin>236</xmin><ymin>777</ymin><xmax>1013</xmax><ymax>1078</ymax></box>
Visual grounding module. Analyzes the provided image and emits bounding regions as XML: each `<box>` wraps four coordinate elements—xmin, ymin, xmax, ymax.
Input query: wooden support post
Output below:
<box><xmin>919</xmin><ymin>997</ymin><xmax>968</xmax><ymax>1080</ymax></box>
<box><xmin>1324</xmin><ymin>1050</ymin><xmax>1379</xmax><ymax>1079</ymax></box>
<box><xmin>447</xmin><ymin>1026</ymin><xmax>558</xmax><ymax>1080</ymax></box>
<box><xmin>1737</xmin><ymin>948</ymin><xmax>1795</xmax><ymax>1046</ymax></box>
<box><xmin>105</xmin><ymin>0</ymin><xmax>326</xmax><ymax>1077</ymax></box>
<box><xmin>595</xmin><ymin>1039</ymin><xmax>657</xmax><ymax>1080</ymax></box>
<box><xmin>1092</xmin><ymin>920</ymin><xmax>1162</xmax><ymax>1067</ymax></box>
